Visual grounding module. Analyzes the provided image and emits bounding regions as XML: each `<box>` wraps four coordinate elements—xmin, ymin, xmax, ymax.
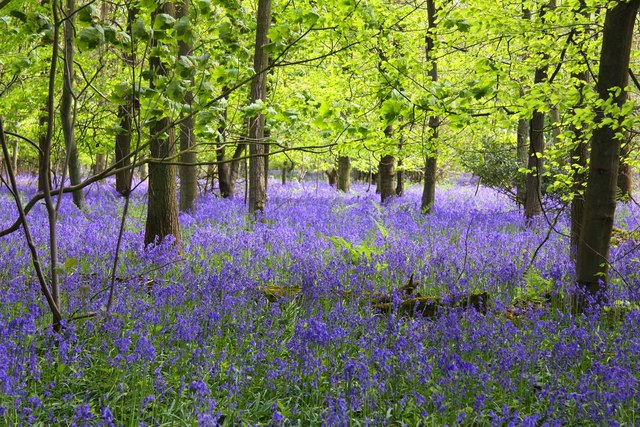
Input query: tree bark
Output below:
<box><xmin>524</xmin><ymin>1</ymin><xmax>555</xmax><ymax>219</ymax></box>
<box><xmin>379</xmin><ymin>154</ymin><xmax>395</xmax><ymax>203</ymax></box>
<box><xmin>115</xmin><ymin>5</ymin><xmax>137</xmax><ymax>196</ymax></box>
<box><xmin>395</xmin><ymin>159</ymin><xmax>404</xmax><ymax>196</ymax></box>
<box><xmin>337</xmin><ymin>156</ymin><xmax>351</xmax><ymax>192</ymax></box>
<box><xmin>617</xmin><ymin>129</ymin><xmax>633</xmax><ymax>199</ymax></box>
<box><xmin>516</xmin><ymin>116</ymin><xmax>529</xmax><ymax>206</ymax></box>
<box><xmin>569</xmin><ymin>71</ymin><xmax>590</xmax><ymax>260</ymax></box>
<box><xmin>38</xmin><ymin>107</ymin><xmax>49</xmax><ymax>192</ymax></box>
<box><xmin>144</xmin><ymin>3</ymin><xmax>180</xmax><ymax>247</ymax></box>
<box><xmin>11</xmin><ymin>137</ymin><xmax>18</xmax><ymax>173</ymax></box>
<box><xmin>421</xmin><ymin>0</ymin><xmax>438</xmax><ymax>213</ymax></box>
<box><xmin>422</xmin><ymin>155</ymin><xmax>437</xmax><ymax>213</ymax></box>
<box><xmin>94</xmin><ymin>153</ymin><xmax>106</xmax><ymax>175</ymax></box>
<box><xmin>115</xmin><ymin>104</ymin><xmax>132</xmax><ymax>195</ymax></box>
<box><xmin>61</xmin><ymin>0</ymin><xmax>84</xmax><ymax>208</ymax></box>
<box><xmin>576</xmin><ymin>0</ymin><xmax>639</xmax><ymax>305</ymax></box>
<box><xmin>178</xmin><ymin>0</ymin><xmax>198</xmax><ymax>212</ymax></box>
<box><xmin>248</xmin><ymin>0</ymin><xmax>271</xmax><ymax>214</ymax></box>
<box><xmin>216</xmin><ymin>88</ymin><xmax>233</xmax><ymax>197</ymax></box>
<box><xmin>326</xmin><ymin>168</ymin><xmax>338</xmax><ymax>186</ymax></box>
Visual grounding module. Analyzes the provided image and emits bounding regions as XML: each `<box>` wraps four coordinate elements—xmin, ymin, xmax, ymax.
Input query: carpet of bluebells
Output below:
<box><xmin>1</xmin><ymin>177</ymin><xmax>640</xmax><ymax>426</ymax></box>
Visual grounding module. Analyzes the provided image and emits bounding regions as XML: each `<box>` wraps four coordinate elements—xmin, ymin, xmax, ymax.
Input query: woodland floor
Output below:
<box><xmin>1</xmin><ymin>177</ymin><xmax>640</xmax><ymax>426</ymax></box>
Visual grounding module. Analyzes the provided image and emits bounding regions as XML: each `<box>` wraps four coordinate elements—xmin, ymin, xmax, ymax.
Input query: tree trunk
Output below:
<box><xmin>422</xmin><ymin>155</ymin><xmax>437</xmax><ymax>213</ymax></box>
<box><xmin>248</xmin><ymin>0</ymin><xmax>271</xmax><ymax>214</ymax></box>
<box><xmin>516</xmin><ymin>116</ymin><xmax>529</xmax><ymax>206</ymax></box>
<box><xmin>38</xmin><ymin>107</ymin><xmax>49</xmax><ymax>192</ymax></box>
<box><xmin>326</xmin><ymin>168</ymin><xmax>338</xmax><ymax>186</ymax></box>
<box><xmin>178</xmin><ymin>1</ymin><xmax>198</xmax><ymax>212</ymax></box>
<box><xmin>144</xmin><ymin>4</ymin><xmax>180</xmax><ymax>247</ymax></box>
<box><xmin>281</xmin><ymin>163</ymin><xmax>287</xmax><ymax>186</ymax></box>
<box><xmin>550</xmin><ymin>106</ymin><xmax>561</xmax><ymax>146</ymax></box>
<box><xmin>525</xmin><ymin>102</ymin><xmax>545</xmax><ymax>219</ymax></box>
<box><xmin>395</xmin><ymin>160</ymin><xmax>404</xmax><ymax>196</ymax></box>
<box><xmin>11</xmin><ymin>137</ymin><xmax>18</xmax><ymax>173</ymax></box>
<box><xmin>216</xmin><ymin>88</ymin><xmax>233</xmax><ymax>198</ymax></box>
<box><xmin>94</xmin><ymin>153</ymin><xmax>106</xmax><ymax>175</ymax></box>
<box><xmin>576</xmin><ymin>0</ymin><xmax>639</xmax><ymax>306</ymax></box>
<box><xmin>569</xmin><ymin>71</ymin><xmax>591</xmax><ymax>260</ymax></box>
<box><xmin>115</xmin><ymin>6</ymin><xmax>137</xmax><ymax>196</ymax></box>
<box><xmin>264</xmin><ymin>128</ymin><xmax>270</xmax><ymax>192</ymax></box>
<box><xmin>524</xmin><ymin>1</ymin><xmax>555</xmax><ymax>219</ymax></box>
<box><xmin>421</xmin><ymin>0</ymin><xmax>438</xmax><ymax>214</ymax></box>
<box><xmin>337</xmin><ymin>156</ymin><xmax>351</xmax><ymax>192</ymax></box>
<box><xmin>570</xmin><ymin>131</ymin><xmax>588</xmax><ymax>260</ymax></box>
<box><xmin>379</xmin><ymin>155</ymin><xmax>395</xmax><ymax>203</ymax></box>
<box><xmin>115</xmin><ymin>104</ymin><xmax>132</xmax><ymax>195</ymax></box>
<box><xmin>61</xmin><ymin>0</ymin><xmax>84</xmax><ymax>208</ymax></box>
<box><xmin>617</xmin><ymin>130</ymin><xmax>633</xmax><ymax>199</ymax></box>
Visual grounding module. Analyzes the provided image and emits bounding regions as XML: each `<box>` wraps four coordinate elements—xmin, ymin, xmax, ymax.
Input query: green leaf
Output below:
<box><xmin>380</xmin><ymin>98</ymin><xmax>403</xmax><ymax>125</ymax></box>
<box><xmin>78</xmin><ymin>26</ymin><xmax>105</xmax><ymax>50</ymax></box>
<box><xmin>132</xmin><ymin>19</ymin><xmax>151</xmax><ymax>40</ymax></box>
<box><xmin>8</xmin><ymin>56</ymin><xmax>31</xmax><ymax>74</ymax></box>
<box><xmin>77</xmin><ymin>4</ymin><xmax>98</xmax><ymax>23</ymax></box>
<box><xmin>175</xmin><ymin>16</ymin><xmax>194</xmax><ymax>44</ymax></box>
<box><xmin>198</xmin><ymin>0</ymin><xmax>212</xmax><ymax>15</ymax></box>
<box><xmin>9</xmin><ymin>10</ymin><xmax>27</xmax><ymax>22</ymax></box>
<box><xmin>243</xmin><ymin>100</ymin><xmax>267</xmax><ymax>116</ymax></box>
<box><xmin>64</xmin><ymin>257</ymin><xmax>78</xmax><ymax>270</ymax></box>
<box><xmin>155</xmin><ymin>13</ymin><xmax>176</xmax><ymax>30</ymax></box>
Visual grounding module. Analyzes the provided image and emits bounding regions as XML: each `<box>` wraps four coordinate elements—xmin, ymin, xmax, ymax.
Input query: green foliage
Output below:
<box><xmin>460</xmin><ymin>135</ymin><xmax>522</xmax><ymax>201</ymax></box>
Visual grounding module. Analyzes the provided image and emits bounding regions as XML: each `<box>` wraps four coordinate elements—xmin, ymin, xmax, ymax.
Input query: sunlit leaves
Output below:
<box><xmin>380</xmin><ymin>98</ymin><xmax>404</xmax><ymax>125</ymax></box>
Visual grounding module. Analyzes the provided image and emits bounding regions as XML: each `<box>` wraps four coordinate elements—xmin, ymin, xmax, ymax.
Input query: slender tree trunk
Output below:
<box><xmin>421</xmin><ymin>0</ymin><xmax>438</xmax><ymax>213</ymax></box>
<box><xmin>525</xmin><ymin>100</ymin><xmax>545</xmax><ymax>218</ymax></box>
<box><xmin>570</xmin><ymin>132</ymin><xmax>589</xmax><ymax>260</ymax></box>
<box><xmin>337</xmin><ymin>156</ymin><xmax>351</xmax><ymax>192</ymax></box>
<box><xmin>516</xmin><ymin>117</ymin><xmax>529</xmax><ymax>206</ymax></box>
<box><xmin>94</xmin><ymin>153</ymin><xmax>106</xmax><ymax>175</ymax></box>
<box><xmin>550</xmin><ymin>106</ymin><xmax>561</xmax><ymax>145</ymax></box>
<box><xmin>115</xmin><ymin>6</ymin><xmax>137</xmax><ymax>196</ymax></box>
<box><xmin>115</xmin><ymin>104</ymin><xmax>132</xmax><ymax>195</ymax></box>
<box><xmin>422</xmin><ymin>155</ymin><xmax>437</xmax><ymax>212</ymax></box>
<box><xmin>144</xmin><ymin>4</ymin><xmax>180</xmax><ymax>247</ymax></box>
<box><xmin>11</xmin><ymin>138</ymin><xmax>18</xmax><ymax>173</ymax></box>
<box><xmin>569</xmin><ymin>72</ymin><xmax>590</xmax><ymax>260</ymax></box>
<box><xmin>576</xmin><ymin>0</ymin><xmax>639</xmax><ymax>306</ymax></box>
<box><xmin>178</xmin><ymin>1</ymin><xmax>198</xmax><ymax>212</ymax></box>
<box><xmin>617</xmin><ymin>129</ymin><xmax>633</xmax><ymax>199</ymax></box>
<box><xmin>264</xmin><ymin>128</ymin><xmax>270</xmax><ymax>192</ymax></box>
<box><xmin>248</xmin><ymin>0</ymin><xmax>271</xmax><ymax>214</ymax></box>
<box><xmin>61</xmin><ymin>0</ymin><xmax>84</xmax><ymax>208</ymax></box>
<box><xmin>216</xmin><ymin>88</ymin><xmax>233</xmax><ymax>198</ymax></box>
<box><xmin>229</xmin><ymin>143</ymin><xmax>246</xmax><ymax>198</ymax></box>
<box><xmin>516</xmin><ymin>8</ymin><xmax>531</xmax><ymax>207</ymax></box>
<box><xmin>395</xmin><ymin>159</ymin><xmax>404</xmax><ymax>196</ymax></box>
<box><xmin>281</xmin><ymin>162</ymin><xmax>287</xmax><ymax>186</ymax></box>
<box><xmin>326</xmin><ymin>168</ymin><xmax>338</xmax><ymax>186</ymax></box>
<box><xmin>38</xmin><ymin>107</ymin><xmax>49</xmax><ymax>192</ymax></box>
<box><xmin>379</xmin><ymin>154</ymin><xmax>395</xmax><ymax>203</ymax></box>
<box><xmin>524</xmin><ymin>1</ymin><xmax>555</xmax><ymax>219</ymax></box>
